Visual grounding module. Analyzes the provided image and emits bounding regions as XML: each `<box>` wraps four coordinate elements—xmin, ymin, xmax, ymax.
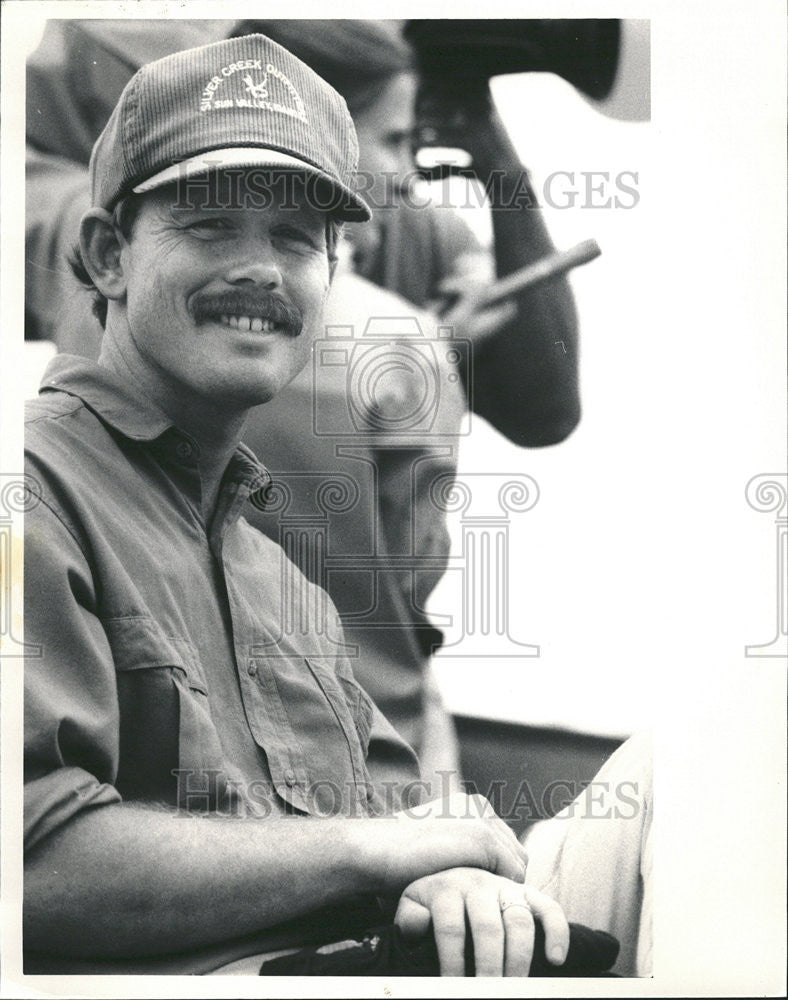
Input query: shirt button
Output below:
<box><xmin>247</xmin><ymin>660</ymin><xmax>258</xmax><ymax>677</ymax></box>
<box><xmin>175</xmin><ymin>441</ymin><xmax>193</xmax><ymax>460</ymax></box>
<box><xmin>284</xmin><ymin>770</ymin><xmax>296</xmax><ymax>787</ymax></box>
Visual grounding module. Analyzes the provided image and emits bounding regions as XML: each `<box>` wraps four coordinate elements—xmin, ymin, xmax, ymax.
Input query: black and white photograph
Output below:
<box><xmin>0</xmin><ymin>3</ymin><xmax>785</xmax><ymax>997</ymax></box>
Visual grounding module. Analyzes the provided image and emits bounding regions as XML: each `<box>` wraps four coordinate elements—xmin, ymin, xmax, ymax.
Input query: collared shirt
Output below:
<box><xmin>24</xmin><ymin>355</ymin><xmax>421</xmax><ymax>971</ymax></box>
<box><xmin>25</xmin><ymin>15</ymin><xmax>483</xmax><ymax>768</ymax></box>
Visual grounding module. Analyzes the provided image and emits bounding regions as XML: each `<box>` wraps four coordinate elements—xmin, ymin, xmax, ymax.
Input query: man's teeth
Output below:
<box><xmin>219</xmin><ymin>314</ymin><xmax>275</xmax><ymax>333</ymax></box>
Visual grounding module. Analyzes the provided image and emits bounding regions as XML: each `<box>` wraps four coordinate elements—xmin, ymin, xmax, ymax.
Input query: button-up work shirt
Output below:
<box><xmin>24</xmin><ymin>355</ymin><xmax>421</xmax><ymax>973</ymax></box>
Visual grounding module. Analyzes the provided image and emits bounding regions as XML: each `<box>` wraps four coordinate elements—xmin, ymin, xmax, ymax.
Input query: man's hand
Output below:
<box><xmin>431</xmin><ymin>270</ymin><xmax>519</xmax><ymax>346</ymax></box>
<box><xmin>395</xmin><ymin>868</ymin><xmax>569</xmax><ymax>977</ymax></box>
<box><xmin>380</xmin><ymin>792</ymin><xmax>529</xmax><ymax>888</ymax></box>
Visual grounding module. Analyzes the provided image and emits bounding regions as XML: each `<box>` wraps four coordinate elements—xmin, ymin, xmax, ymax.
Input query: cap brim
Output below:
<box><xmin>132</xmin><ymin>146</ymin><xmax>371</xmax><ymax>221</ymax></box>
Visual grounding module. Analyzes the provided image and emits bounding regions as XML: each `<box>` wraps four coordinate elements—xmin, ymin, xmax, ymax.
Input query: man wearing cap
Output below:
<box><xmin>24</xmin><ymin>33</ymin><xmax>579</xmax><ymax>976</ymax></box>
<box><xmin>25</xmin><ymin>20</ymin><xmax>582</xmax><ymax>793</ymax></box>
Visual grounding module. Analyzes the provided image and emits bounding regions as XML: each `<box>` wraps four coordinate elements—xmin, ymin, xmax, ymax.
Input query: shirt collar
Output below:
<box><xmin>39</xmin><ymin>354</ymin><xmax>271</xmax><ymax>494</ymax></box>
<box><xmin>228</xmin><ymin>443</ymin><xmax>271</xmax><ymax>497</ymax></box>
<box><xmin>40</xmin><ymin>354</ymin><xmax>174</xmax><ymax>442</ymax></box>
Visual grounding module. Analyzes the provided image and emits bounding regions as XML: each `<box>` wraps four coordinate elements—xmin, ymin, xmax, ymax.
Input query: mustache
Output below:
<box><xmin>191</xmin><ymin>290</ymin><xmax>303</xmax><ymax>336</ymax></box>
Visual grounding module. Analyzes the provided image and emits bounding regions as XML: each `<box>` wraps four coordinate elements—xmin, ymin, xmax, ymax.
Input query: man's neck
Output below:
<box><xmin>98</xmin><ymin>331</ymin><xmax>248</xmax><ymax>517</ymax></box>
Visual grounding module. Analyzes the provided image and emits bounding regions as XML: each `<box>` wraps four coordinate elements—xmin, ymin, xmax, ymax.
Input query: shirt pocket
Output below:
<box><xmin>104</xmin><ymin>616</ymin><xmax>226</xmax><ymax>810</ymax></box>
<box><xmin>304</xmin><ymin>657</ymin><xmax>376</xmax><ymax>810</ymax></box>
<box><xmin>331</xmin><ymin>666</ymin><xmax>375</xmax><ymax>754</ymax></box>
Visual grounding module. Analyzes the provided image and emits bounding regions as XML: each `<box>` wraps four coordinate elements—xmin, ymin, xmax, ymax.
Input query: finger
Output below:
<box><xmin>394</xmin><ymin>894</ymin><xmax>432</xmax><ymax>940</ymax></box>
<box><xmin>430</xmin><ymin>890</ymin><xmax>468</xmax><ymax>977</ymax></box>
<box><xmin>465</xmin><ymin>890</ymin><xmax>505</xmax><ymax>977</ymax></box>
<box><xmin>500</xmin><ymin>852</ymin><xmax>528</xmax><ymax>884</ymax></box>
<box><xmin>485</xmin><ymin>831</ymin><xmax>528</xmax><ymax>883</ymax></box>
<box><xmin>499</xmin><ymin>896</ymin><xmax>536</xmax><ymax>977</ymax></box>
<box><xmin>491</xmin><ymin>813</ymin><xmax>528</xmax><ymax>861</ymax></box>
<box><xmin>525</xmin><ymin>886</ymin><xmax>570</xmax><ymax>967</ymax></box>
<box><xmin>484</xmin><ymin>822</ymin><xmax>529</xmax><ymax>883</ymax></box>
<box><xmin>467</xmin><ymin>802</ymin><xmax>528</xmax><ymax>880</ymax></box>
<box><xmin>465</xmin><ymin>794</ymin><xmax>526</xmax><ymax>857</ymax></box>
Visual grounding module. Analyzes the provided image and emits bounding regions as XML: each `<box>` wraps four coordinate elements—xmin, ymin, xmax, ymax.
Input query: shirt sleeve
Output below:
<box><xmin>24</xmin><ymin>496</ymin><xmax>122</xmax><ymax>853</ymax></box>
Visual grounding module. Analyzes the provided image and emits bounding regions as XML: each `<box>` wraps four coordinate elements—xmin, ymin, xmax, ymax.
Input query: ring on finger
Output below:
<box><xmin>500</xmin><ymin>899</ymin><xmax>532</xmax><ymax>914</ymax></box>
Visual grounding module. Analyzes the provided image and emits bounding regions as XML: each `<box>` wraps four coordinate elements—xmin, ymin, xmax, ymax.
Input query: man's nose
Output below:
<box><xmin>224</xmin><ymin>240</ymin><xmax>283</xmax><ymax>288</ymax></box>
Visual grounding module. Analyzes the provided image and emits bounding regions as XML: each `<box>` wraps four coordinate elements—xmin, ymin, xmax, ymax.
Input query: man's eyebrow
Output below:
<box><xmin>168</xmin><ymin>203</ymin><xmax>229</xmax><ymax>219</ymax></box>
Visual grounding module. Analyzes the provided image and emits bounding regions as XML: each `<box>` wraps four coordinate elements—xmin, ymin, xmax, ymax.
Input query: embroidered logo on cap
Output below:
<box><xmin>200</xmin><ymin>59</ymin><xmax>307</xmax><ymax>123</ymax></box>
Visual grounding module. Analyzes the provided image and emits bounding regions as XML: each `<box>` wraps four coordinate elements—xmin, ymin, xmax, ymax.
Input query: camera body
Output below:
<box><xmin>312</xmin><ymin>317</ymin><xmax>471</xmax><ymax>438</ymax></box>
<box><xmin>404</xmin><ymin>19</ymin><xmax>622</xmax><ymax>179</ymax></box>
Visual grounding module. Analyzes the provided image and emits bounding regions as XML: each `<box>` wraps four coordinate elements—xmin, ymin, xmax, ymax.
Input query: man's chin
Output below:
<box><xmin>220</xmin><ymin>370</ymin><xmax>306</xmax><ymax>411</ymax></box>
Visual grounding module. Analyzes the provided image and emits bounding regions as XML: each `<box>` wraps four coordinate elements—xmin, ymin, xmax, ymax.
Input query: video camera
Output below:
<box><xmin>403</xmin><ymin>19</ymin><xmax>622</xmax><ymax>178</ymax></box>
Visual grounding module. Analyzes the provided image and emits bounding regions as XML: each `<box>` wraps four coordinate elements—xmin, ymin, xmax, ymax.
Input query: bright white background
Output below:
<box><xmin>1</xmin><ymin>3</ymin><xmax>786</xmax><ymax>998</ymax></box>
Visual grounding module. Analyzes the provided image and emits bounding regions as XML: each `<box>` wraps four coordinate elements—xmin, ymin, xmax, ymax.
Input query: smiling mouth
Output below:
<box><xmin>193</xmin><ymin>292</ymin><xmax>302</xmax><ymax>337</ymax></box>
<box><xmin>218</xmin><ymin>314</ymin><xmax>279</xmax><ymax>333</ymax></box>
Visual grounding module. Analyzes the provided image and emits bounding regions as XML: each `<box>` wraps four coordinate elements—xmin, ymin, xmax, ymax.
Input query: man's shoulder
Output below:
<box><xmin>26</xmin><ymin>390</ymin><xmax>83</xmax><ymax>425</ymax></box>
<box><xmin>25</xmin><ymin>390</ymin><xmax>107</xmax><ymax>462</ymax></box>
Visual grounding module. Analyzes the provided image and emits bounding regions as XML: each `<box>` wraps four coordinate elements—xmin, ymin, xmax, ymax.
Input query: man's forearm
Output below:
<box><xmin>25</xmin><ymin>799</ymin><xmax>527</xmax><ymax>958</ymax></box>
<box><xmin>25</xmin><ymin>803</ymin><xmax>370</xmax><ymax>958</ymax></box>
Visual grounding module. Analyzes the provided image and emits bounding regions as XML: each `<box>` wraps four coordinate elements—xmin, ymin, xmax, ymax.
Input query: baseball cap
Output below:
<box><xmin>88</xmin><ymin>33</ymin><xmax>371</xmax><ymax>221</ymax></box>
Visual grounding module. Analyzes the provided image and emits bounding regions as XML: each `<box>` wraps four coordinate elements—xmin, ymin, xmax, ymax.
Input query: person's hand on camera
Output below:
<box><xmin>395</xmin><ymin>868</ymin><xmax>570</xmax><ymax>976</ymax></box>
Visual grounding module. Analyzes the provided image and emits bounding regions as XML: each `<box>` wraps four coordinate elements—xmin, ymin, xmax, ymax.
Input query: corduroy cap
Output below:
<box><xmin>89</xmin><ymin>33</ymin><xmax>371</xmax><ymax>221</ymax></box>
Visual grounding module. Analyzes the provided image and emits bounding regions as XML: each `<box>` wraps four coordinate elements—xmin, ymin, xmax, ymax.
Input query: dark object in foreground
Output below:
<box><xmin>260</xmin><ymin>920</ymin><xmax>620</xmax><ymax>977</ymax></box>
<box><xmin>404</xmin><ymin>19</ymin><xmax>621</xmax><ymax>102</ymax></box>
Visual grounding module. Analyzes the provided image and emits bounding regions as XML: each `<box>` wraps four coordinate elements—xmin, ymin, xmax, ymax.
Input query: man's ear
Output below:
<box><xmin>79</xmin><ymin>208</ymin><xmax>128</xmax><ymax>301</ymax></box>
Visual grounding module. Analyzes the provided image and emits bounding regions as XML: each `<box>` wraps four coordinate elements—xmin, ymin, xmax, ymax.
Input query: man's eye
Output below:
<box><xmin>186</xmin><ymin>218</ymin><xmax>232</xmax><ymax>234</ymax></box>
<box><xmin>275</xmin><ymin>228</ymin><xmax>319</xmax><ymax>250</ymax></box>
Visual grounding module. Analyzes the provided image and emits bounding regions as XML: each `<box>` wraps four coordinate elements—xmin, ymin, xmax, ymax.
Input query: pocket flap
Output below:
<box><xmin>104</xmin><ymin>616</ymin><xmax>206</xmax><ymax>693</ymax></box>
